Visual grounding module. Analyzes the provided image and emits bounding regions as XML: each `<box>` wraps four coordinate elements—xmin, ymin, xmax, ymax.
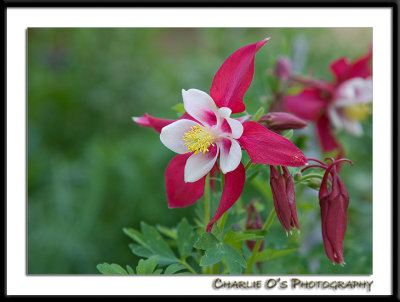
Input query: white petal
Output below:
<box><xmin>335</xmin><ymin>77</ymin><xmax>373</xmax><ymax>107</ymax></box>
<box><xmin>217</xmin><ymin>107</ymin><xmax>244</xmax><ymax>139</ymax></box>
<box><xmin>182</xmin><ymin>89</ymin><xmax>218</xmax><ymax>126</ymax></box>
<box><xmin>218</xmin><ymin>138</ymin><xmax>242</xmax><ymax>174</ymax></box>
<box><xmin>328</xmin><ymin>107</ymin><xmax>344</xmax><ymax>131</ymax></box>
<box><xmin>342</xmin><ymin>119</ymin><xmax>363</xmax><ymax>136</ymax></box>
<box><xmin>160</xmin><ymin>119</ymin><xmax>198</xmax><ymax>154</ymax></box>
<box><xmin>184</xmin><ymin>147</ymin><xmax>219</xmax><ymax>183</ymax></box>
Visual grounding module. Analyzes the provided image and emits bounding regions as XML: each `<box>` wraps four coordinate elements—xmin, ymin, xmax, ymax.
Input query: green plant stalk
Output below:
<box><xmin>204</xmin><ymin>174</ymin><xmax>210</xmax><ymax>230</ymax></box>
<box><xmin>245</xmin><ymin>208</ymin><xmax>276</xmax><ymax>274</ymax></box>
<box><xmin>296</xmin><ymin>173</ymin><xmax>324</xmax><ymax>182</ymax></box>
<box><xmin>244</xmin><ymin>160</ymin><xmax>253</xmax><ymax>172</ymax></box>
<box><xmin>180</xmin><ymin>258</ymin><xmax>197</xmax><ymax>274</ymax></box>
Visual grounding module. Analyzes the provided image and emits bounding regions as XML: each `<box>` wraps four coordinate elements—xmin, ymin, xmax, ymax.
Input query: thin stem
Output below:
<box><xmin>180</xmin><ymin>259</ymin><xmax>197</xmax><ymax>275</ymax></box>
<box><xmin>295</xmin><ymin>173</ymin><xmax>324</xmax><ymax>183</ymax></box>
<box><xmin>204</xmin><ymin>174</ymin><xmax>210</xmax><ymax>230</ymax></box>
<box><xmin>244</xmin><ymin>160</ymin><xmax>252</xmax><ymax>171</ymax></box>
<box><xmin>245</xmin><ymin>208</ymin><xmax>276</xmax><ymax>274</ymax></box>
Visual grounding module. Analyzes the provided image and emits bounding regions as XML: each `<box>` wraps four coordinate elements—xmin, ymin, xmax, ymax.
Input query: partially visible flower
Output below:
<box><xmin>258</xmin><ymin>112</ymin><xmax>308</xmax><ymax>131</ymax></box>
<box><xmin>245</xmin><ymin>200</ymin><xmax>264</xmax><ymax>252</ymax></box>
<box><xmin>133</xmin><ymin>39</ymin><xmax>308</xmax><ymax>232</ymax></box>
<box><xmin>245</xmin><ymin>200</ymin><xmax>264</xmax><ymax>271</ymax></box>
<box><xmin>270</xmin><ymin>165</ymin><xmax>300</xmax><ymax>234</ymax></box>
<box><xmin>274</xmin><ymin>56</ymin><xmax>292</xmax><ymax>81</ymax></box>
<box><xmin>285</xmin><ymin>46</ymin><xmax>372</xmax><ymax>154</ymax></box>
<box><xmin>302</xmin><ymin>157</ymin><xmax>353</xmax><ymax>265</ymax></box>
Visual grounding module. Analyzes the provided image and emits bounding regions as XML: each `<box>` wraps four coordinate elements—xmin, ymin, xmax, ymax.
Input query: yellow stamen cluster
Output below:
<box><xmin>344</xmin><ymin>103</ymin><xmax>372</xmax><ymax>122</ymax></box>
<box><xmin>182</xmin><ymin>124</ymin><xmax>215</xmax><ymax>154</ymax></box>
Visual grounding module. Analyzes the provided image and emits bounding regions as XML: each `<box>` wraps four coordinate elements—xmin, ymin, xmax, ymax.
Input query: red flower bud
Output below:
<box><xmin>302</xmin><ymin>157</ymin><xmax>353</xmax><ymax>265</ymax></box>
<box><xmin>319</xmin><ymin>158</ymin><xmax>352</xmax><ymax>265</ymax></box>
<box><xmin>270</xmin><ymin>166</ymin><xmax>300</xmax><ymax>234</ymax></box>
<box><xmin>259</xmin><ymin>112</ymin><xmax>308</xmax><ymax>131</ymax></box>
<box><xmin>275</xmin><ymin>56</ymin><xmax>292</xmax><ymax>81</ymax></box>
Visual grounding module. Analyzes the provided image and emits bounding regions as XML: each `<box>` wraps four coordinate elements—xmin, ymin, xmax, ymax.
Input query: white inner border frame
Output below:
<box><xmin>7</xmin><ymin>8</ymin><xmax>392</xmax><ymax>296</ymax></box>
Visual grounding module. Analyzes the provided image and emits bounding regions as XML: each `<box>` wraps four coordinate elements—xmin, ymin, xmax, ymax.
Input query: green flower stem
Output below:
<box><xmin>295</xmin><ymin>173</ymin><xmax>324</xmax><ymax>183</ymax></box>
<box><xmin>204</xmin><ymin>174</ymin><xmax>210</xmax><ymax>230</ymax></box>
<box><xmin>244</xmin><ymin>160</ymin><xmax>253</xmax><ymax>171</ymax></box>
<box><xmin>245</xmin><ymin>208</ymin><xmax>276</xmax><ymax>274</ymax></box>
<box><xmin>180</xmin><ymin>258</ymin><xmax>197</xmax><ymax>274</ymax></box>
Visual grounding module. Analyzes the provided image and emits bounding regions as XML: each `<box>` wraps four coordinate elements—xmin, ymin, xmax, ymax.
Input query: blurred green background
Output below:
<box><xmin>28</xmin><ymin>28</ymin><xmax>372</xmax><ymax>274</ymax></box>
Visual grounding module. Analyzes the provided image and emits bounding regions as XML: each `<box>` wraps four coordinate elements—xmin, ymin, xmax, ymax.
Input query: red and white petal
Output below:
<box><xmin>238</xmin><ymin>121</ymin><xmax>307</xmax><ymax>167</ymax></box>
<box><xmin>206</xmin><ymin>163</ymin><xmax>246</xmax><ymax>232</ymax></box>
<box><xmin>335</xmin><ymin>77</ymin><xmax>373</xmax><ymax>106</ymax></box>
<box><xmin>182</xmin><ymin>89</ymin><xmax>218</xmax><ymax>127</ymax></box>
<box><xmin>133</xmin><ymin>113</ymin><xmax>176</xmax><ymax>133</ymax></box>
<box><xmin>160</xmin><ymin>119</ymin><xmax>198</xmax><ymax>154</ymax></box>
<box><xmin>210</xmin><ymin>38</ymin><xmax>269</xmax><ymax>114</ymax></box>
<box><xmin>184</xmin><ymin>145</ymin><xmax>219</xmax><ymax>182</ymax></box>
<box><xmin>166</xmin><ymin>154</ymin><xmax>206</xmax><ymax>208</ymax></box>
<box><xmin>327</xmin><ymin>107</ymin><xmax>344</xmax><ymax>131</ymax></box>
<box><xmin>342</xmin><ymin>119</ymin><xmax>363</xmax><ymax>136</ymax></box>
<box><xmin>217</xmin><ymin>138</ymin><xmax>242</xmax><ymax>174</ymax></box>
<box><xmin>217</xmin><ymin>107</ymin><xmax>244</xmax><ymax>139</ymax></box>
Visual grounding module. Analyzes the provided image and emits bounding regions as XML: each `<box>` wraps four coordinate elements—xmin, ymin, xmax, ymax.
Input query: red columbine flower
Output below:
<box><xmin>284</xmin><ymin>46</ymin><xmax>372</xmax><ymax>155</ymax></box>
<box><xmin>270</xmin><ymin>165</ymin><xmax>300</xmax><ymax>234</ymax></box>
<box><xmin>302</xmin><ymin>158</ymin><xmax>353</xmax><ymax>265</ymax></box>
<box><xmin>133</xmin><ymin>39</ymin><xmax>307</xmax><ymax>232</ymax></box>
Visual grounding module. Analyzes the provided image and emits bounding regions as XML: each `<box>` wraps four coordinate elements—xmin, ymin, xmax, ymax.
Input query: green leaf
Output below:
<box><xmin>156</xmin><ymin>225</ymin><xmax>177</xmax><ymax>240</ymax></box>
<box><xmin>128</xmin><ymin>243</ymin><xmax>153</xmax><ymax>259</ymax></box>
<box><xmin>223</xmin><ymin>231</ymin><xmax>265</xmax><ymax>252</ymax></box>
<box><xmin>285</xmin><ymin>85</ymin><xmax>303</xmax><ymax>95</ymax></box>
<box><xmin>251</xmin><ymin>107</ymin><xmax>265</xmax><ymax>122</ymax></box>
<box><xmin>96</xmin><ymin>263</ymin><xmax>128</xmax><ymax>275</ymax></box>
<box><xmin>126</xmin><ymin>265</ymin><xmax>135</xmax><ymax>274</ymax></box>
<box><xmin>200</xmin><ymin>244</ymin><xmax>224</xmax><ymax>266</ymax></box>
<box><xmin>171</xmin><ymin>103</ymin><xmax>186</xmax><ymax>115</ymax></box>
<box><xmin>123</xmin><ymin>228</ymin><xmax>150</xmax><ymax>250</ymax></box>
<box><xmin>283</xmin><ymin>129</ymin><xmax>293</xmax><ymax>140</ymax></box>
<box><xmin>136</xmin><ymin>256</ymin><xmax>159</xmax><ymax>274</ymax></box>
<box><xmin>253</xmin><ymin>248</ymin><xmax>297</xmax><ymax>262</ymax></box>
<box><xmin>140</xmin><ymin>222</ymin><xmax>179</xmax><ymax>265</ymax></box>
<box><xmin>211</xmin><ymin>224</ymin><xmax>223</xmax><ymax>241</ymax></box>
<box><xmin>193</xmin><ymin>232</ymin><xmax>219</xmax><ymax>250</ymax></box>
<box><xmin>177</xmin><ymin>218</ymin><xmax>197</xmax><ymax>257</ymax></box>
<box><xmin>164</xmin><ymin>263</ymin><xmax>187</xmax><ymax>275</ymax></box>
<box><xmin>222</xmin><ymin>243</ymin><xmax>247</xmax><ymax>274</ymax></box>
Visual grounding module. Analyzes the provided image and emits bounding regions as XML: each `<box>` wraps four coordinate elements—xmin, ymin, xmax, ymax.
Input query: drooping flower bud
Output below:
<box><xmin>246</xmin><ymin>200</ymin><xmax>264</xmax><ymax>252</ymax></box>
<box><xmin>259</xmin><ymin>112</ymin><xmax>308</xmax><ymax>131</ymax></box>
<box><xmin>274</xmin><ymin>56</ymin><xmax>292</xmax><ymax>81</ymax></box>
<box><xmin>318</xmin><ymin>159</ymin><xmax>353</xmax><ymax>265</ymax></box>
<box><xmin>269</xmin><ymin>166</ymin><xmax>300</xmax><ymax>234</ymax></box>
<box><xmin>301</xmin><ymin>157</ymin><xmax>353</xmax><ymax>265</ymax></box>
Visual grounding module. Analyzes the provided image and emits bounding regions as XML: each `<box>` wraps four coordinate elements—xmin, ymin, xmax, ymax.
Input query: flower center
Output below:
<box><xmin>182</xmin><ymin>124</ymin><xmax>215</xmax><ymax>154</ymax></box>
<box><xmin>344</xmin><ymin>103</ymin><xmax>372</xmax><ymax>122</ymax></box>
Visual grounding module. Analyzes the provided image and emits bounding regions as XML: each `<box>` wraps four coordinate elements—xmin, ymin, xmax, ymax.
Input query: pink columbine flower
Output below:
<box><xmin>133</xmin><ymin>39</ymin><xmax>307</xmax><ymax>232</ymax></box>
<box><xmin>270</xmin><ymin>165</ymin><xmax>300</xmax><ymax>234</ymax></box>
<box><xmin>302</xmin><ymin>158</ymin><xmax>353</xmax><ymax>265</ymax></box>
<box><xmin>284</xmin><ymin>47</ymin><xmax>372</xmax><ymax>154</ymax></box>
